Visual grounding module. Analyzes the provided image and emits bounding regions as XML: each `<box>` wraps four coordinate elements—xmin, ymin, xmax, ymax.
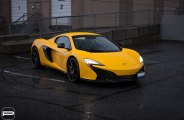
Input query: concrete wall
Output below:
<box><xmin>72</xmin><ymin>0</ymin><xmax>120</xmax><ymax>29</ymax></box>
<box><xmin>164</xmin><ymin>0</ymin><xmax>179</xmax><ymax>10</ymax></box>
<box><xmin>179</xmin><ymin>0</ymin><xmax>184</xmax><ymax>13</ymax></box>
<box><xmin>0</xmin><ymin>24</ymin><xmax>160</xmax><ymax>54</ymax></box>
<box><xmin>100</xmin><ymin>24</ymin><xmax>160</xmax><ymax>47</ymax></box>
<box><xmin>72</xmin><ymin>0</ymin><xmax>134</xmax><ymax>28</ymax></box>
<box><xmin>119</xmin><ymin>0</ymin><xmax>134</xmax><ymax>27</ymax></box>
<box><xmin>133</xmin><ymin>0</ymin><xmax>180</xmax><ymax>11</ymax></box>
<box><xmin>72</xmin><ymin>0</ymin><xmax>119</xmax><ymax>15</ymax></box>
<box><xmin>133</xmin><ymin>0</ymin><xmax>154</xmax><ymax>25</ymax></box>
<box><xmin>133</xmin><ymin>0</ymin><xmax>182</xmax><ymax>25</ymax></box>
<box><xmin>70</xmin><ymin>0</ymin><xmax>183</xmax><ymax>29</ymax></box>
<box><xmin>72</xmin><ymin>0</ymin><xmax>84</xmax><ymax>16</ymax></box>
<box><xmin>1</xmin><ymin>0</ymin><xmax>184</xmax><ymax>35</ymax></box>
<box><xmin>161</xmin><ymin>15</ymin><xmax>184</xmax><ymax>41</ymax></box>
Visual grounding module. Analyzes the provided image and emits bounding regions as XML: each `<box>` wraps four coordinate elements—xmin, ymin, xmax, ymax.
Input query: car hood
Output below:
<box><xmin>78</xmin><ymin>48</ymin><xmax>140</xmax><ymax>67</ymax></box>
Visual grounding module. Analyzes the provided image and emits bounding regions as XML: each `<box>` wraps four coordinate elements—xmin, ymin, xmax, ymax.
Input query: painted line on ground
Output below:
<box><xmin>14</xmin><ymin>56</ymin><xmax>31</xmax><ymax>60</ymax></box>
<box><xmin>3</xmin><ymin>70</ymin><xmax>65</xmax><ymax>83</ymax></box>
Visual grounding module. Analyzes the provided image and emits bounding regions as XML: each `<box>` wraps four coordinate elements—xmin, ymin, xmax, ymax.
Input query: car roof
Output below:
<box><xmin>60</xmin><ymin>32</ymin><xmax>100</xmax><ymax>37</ymax></box>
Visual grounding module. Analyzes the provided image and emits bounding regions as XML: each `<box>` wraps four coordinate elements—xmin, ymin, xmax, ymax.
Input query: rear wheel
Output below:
<box><xmin>67</xmin><ymin>57</ymin><xmax>80</xmax><ymax>83</ymax></box>
<box><xmin>31</xmin><ymin>47</ymin><xmax>43</xmax><ymax>68</ymax></box>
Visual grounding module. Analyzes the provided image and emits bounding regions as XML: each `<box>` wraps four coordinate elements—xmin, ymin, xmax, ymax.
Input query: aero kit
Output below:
<box><xmin>31</xmin><ymin>32</ymin><xmax>145</xmax><ymax>82</ymax></box>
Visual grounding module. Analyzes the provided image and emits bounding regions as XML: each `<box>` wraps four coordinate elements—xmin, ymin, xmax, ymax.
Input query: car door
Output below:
<box><xmin>52</xmin><ymin>36</ymin><xmax>72</xmax><ymax>72</ymax></box>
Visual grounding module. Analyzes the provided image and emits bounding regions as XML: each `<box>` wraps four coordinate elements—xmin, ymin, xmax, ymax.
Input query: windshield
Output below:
<box><xmin>73</xmin><ymin>35</ymin><xmax>121</xmax><ymax>52</ymax></box>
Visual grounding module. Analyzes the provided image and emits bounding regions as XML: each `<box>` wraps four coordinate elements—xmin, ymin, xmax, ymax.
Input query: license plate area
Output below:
<box><xmin>137</xmin><ymin>72</ymin><xmax>145</xmax><ymax>78</ymax></box>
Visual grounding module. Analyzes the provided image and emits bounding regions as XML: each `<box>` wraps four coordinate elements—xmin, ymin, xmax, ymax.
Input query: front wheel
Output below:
<box><xmin>31</xmin><ymin>47</ymin><xmax>43</xmax><ymax>68</ymax></box>
<box><xmin>67</xmin><ymin>57</ymin><xmax>80</xmax><ymax>83</ymax></box>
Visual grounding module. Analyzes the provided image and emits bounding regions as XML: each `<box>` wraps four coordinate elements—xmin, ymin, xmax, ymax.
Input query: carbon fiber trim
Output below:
<box><xmin>42</xmin><ymin>46</ymin><xmax>52</xmax><ymax>62</ymax></box>
<box><xmin>91</xmin><ymin>66</ymin><xmax>145</xmax><ymax>82</ymax></box>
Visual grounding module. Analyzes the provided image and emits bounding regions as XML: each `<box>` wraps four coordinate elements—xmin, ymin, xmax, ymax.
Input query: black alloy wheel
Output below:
<box><xmin>31</xmin><ymin>47</ymin><xmax>42</xmax><ymax>68</ymax></box>
<box><xmin>67</xmin><ymin>57</ymin><xmax>80</xmax><ymax>83</ymax></box>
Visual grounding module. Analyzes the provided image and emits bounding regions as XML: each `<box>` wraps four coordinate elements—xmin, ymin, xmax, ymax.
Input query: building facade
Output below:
<box><xmin>0</xmin><ymin>0</ymin><xmax>184</xmax><ymax>32</ymax></box>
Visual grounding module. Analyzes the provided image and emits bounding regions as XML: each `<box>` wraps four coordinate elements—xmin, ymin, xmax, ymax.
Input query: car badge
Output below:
<box><xmin>122</xmin><ymin>63</ymin><xmax>127</xmax><ymax>65</ymax></box>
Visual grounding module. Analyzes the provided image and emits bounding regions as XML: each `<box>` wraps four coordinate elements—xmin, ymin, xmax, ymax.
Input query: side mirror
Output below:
<box><xmin>57</xmin><ymin>43</ymin><xmax>65</xmax><ymax>48</ymax></box>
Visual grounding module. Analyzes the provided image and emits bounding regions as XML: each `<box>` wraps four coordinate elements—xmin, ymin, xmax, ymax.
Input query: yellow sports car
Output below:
<box><xmin>31</xmin><ymin>32</ymin><xmax>145</xmax><ymax>82</ymax></box>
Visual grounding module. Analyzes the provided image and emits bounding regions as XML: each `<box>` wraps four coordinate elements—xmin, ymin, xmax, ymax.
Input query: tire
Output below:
<box><xmin>67</xmin><ymin>57</ymin><xmax>80</xmax><ymax>83</ymax></box>
<box><xmin>31</xmin><ymin>47</ymin><xmax>43</xmax><ymax>68</ymax></box>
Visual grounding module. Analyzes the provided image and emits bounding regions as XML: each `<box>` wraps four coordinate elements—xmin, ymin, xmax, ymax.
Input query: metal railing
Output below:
<box><xmin>1</xmin><ymin>10</ymin><xmax>184</xmax><ymax>36</ymax></box>
<box><xmin>13</xmin><ymin>13</ymin><xmax>32</xmax><ymax>25</ymax></box>
<box><xmin>38</xmin><ymin>10</ymin><xmax>184</xmax><ymax>36</ymax></box>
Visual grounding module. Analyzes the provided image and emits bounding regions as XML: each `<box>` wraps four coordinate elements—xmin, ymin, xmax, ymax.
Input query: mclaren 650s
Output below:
<box><xmin>31</xmin><ymin>32</ymin><xmax>145</xmax><ymax>83</ymax></box>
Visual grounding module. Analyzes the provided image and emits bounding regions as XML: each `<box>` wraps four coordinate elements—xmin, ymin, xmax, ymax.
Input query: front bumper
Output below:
<box><xmin>89</xmin><ymin>66</ymin><xmax>145</xmax><ymax>82</ymax></box>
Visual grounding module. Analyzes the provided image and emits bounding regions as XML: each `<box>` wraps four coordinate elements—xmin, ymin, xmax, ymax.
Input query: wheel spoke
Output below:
<box><xmin>70</xmin><ymin>61</ymin><xmax>73</xmax><ymax>68</ymax></box>
<box><xmin>68</xmin><ymin>64</ymin><xmax>72</xmax><ymax>70</ymax></box>
<box><xmin>32</xmin><ymin>48</ymin><xmax>39</xmax><ymax>67</ymax></box>
<box><xmin>32</xmin><ymin>52</ymin><xmax>36</xmax><ymax>56</ymax></box>
<box><xmin>34</xmin><ymin>58</ymin><xmax>37</xmax><ymax>65</ymax></box>
<box><xmin>67</xmin><ymin>59</ymin><xmax>79</xmax><ymax>82</ymax></box>
<box><xmin>32</xmin><ymin>49</ymin><xmax>37</xmax><ymax>56</ymax></box>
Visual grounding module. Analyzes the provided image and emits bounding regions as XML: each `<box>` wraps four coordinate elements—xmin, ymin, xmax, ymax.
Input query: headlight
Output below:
<box><xmin>140</xmin><ymin>56</ymin><xmax>143</xmax><ymax>63</ymax></box>
<box><xmin>84</xmin><ymin>59</ymin><xmax>102</xmax><ymax>66</ymax></box>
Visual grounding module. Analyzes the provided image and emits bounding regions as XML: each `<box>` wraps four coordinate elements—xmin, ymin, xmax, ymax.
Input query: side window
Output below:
<box><xmin>56</xmin><ymin>36</ymin><xmax>71</xmax><ymax>49</ymax></box>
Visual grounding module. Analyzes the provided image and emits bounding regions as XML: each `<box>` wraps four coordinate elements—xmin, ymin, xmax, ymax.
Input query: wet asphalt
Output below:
<box><xmin>0</xmin><ymin>41</ymin><xmax>184</xmax><ymax>120</ymax></box>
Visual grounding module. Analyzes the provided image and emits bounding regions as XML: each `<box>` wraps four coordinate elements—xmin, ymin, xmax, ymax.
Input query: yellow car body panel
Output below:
<box><xmin>31</xmin><ymin>32</ymin><xmax>144</xmax><ymax>81</ymax></box>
